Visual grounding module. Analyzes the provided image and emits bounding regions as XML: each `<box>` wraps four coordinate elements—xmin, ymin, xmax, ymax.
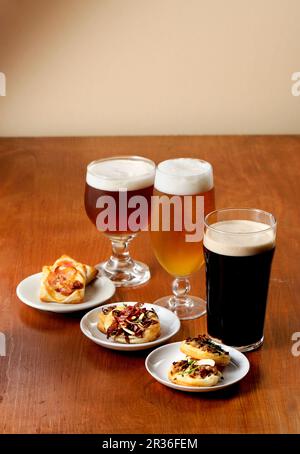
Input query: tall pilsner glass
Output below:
<box><xmin>151</xmin><ymin>158</ymin><xmax>215</xmax><ymax>320</ymax></box>
<box><xmin>85</xmin><ymin>156</ymin><xmax>155</xmax><ymax>287</ymax></box>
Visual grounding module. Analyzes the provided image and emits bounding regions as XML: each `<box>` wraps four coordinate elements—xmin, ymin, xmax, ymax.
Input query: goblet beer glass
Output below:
<box><xmin>204</xmin><ymin>208</ymin><xmax>276</xmax><ymax>351</ymax></box>
<box><xmin>150</xmin><ymin>158</ymin><xmax>215</xmax><ymax>320</ymax></box>
<box><xmin>85</xmin><ymin>156</ymin><xmax>155</xmax><ymax>287</ymax></box>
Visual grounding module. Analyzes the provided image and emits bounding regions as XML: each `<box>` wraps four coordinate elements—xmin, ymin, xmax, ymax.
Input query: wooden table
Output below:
<box><xmin>0</xmin><ymin>136</ymin><xmax>299</xmax><ymax>434</ymax></box>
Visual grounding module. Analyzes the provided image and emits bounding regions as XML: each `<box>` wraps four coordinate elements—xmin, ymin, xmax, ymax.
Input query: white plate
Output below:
<box><xmin>80</xmin><ymin>302</ymin><xmax>181</xmax><ymax>351</ymax></box>
<box><xmin>16</xmin><ymin>272</ymin><xmax>115</xmax><ymax>313</ymax></box>
<box><xmin>145</xmin><ymin>341</ymin><xmax>250</xmax><ymax>392</ymax></box>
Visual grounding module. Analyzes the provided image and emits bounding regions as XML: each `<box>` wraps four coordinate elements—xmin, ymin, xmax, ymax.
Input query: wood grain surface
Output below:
<box><xmin>0</xmin><ymin>136</ymin><xmax>299</xmax><ymax>434</ymax></box>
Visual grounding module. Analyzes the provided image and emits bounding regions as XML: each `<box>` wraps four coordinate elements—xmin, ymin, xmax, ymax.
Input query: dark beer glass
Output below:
<box><xmin>85</xmin><ymin>156</ymin><xmax>155</xmax><ymax>287</ymax></box>
<box><xmin>204</xmin><ymin>208</ymin><xmax>276</xmax><ymax>351</ymax></box>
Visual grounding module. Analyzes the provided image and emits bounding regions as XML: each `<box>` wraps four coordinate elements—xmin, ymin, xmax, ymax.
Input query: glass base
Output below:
<box><xmin>233</xmin><ymin>336</ymin><xmax>264</xmax><ymax>352</ymax></box>
<box><xmin>208</xmin><ymin>335</ymin><xmax>264</xmax><ymax>352</ymax></box>
<box><xmin>96</xmin><ymin>259</ymin><xmax>150</xmax><ymax>288</ymax></box>
<box><xmin>153</xmin><ymin>295</ymin><xmax>206</xmax><ymax>320</ymax></box>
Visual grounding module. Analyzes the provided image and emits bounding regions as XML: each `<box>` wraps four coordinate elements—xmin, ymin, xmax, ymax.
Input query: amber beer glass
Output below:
<box><xmin>85</xmin><ymin>156</ymin><xmax>155</xmax><ymax>287</ymax></box>
<box><xmin>204</xmin><ymin>208</ymin><xmax>276</xmax><ymax>351</ymax></box>
<box><xmin>151</xmin><ymin>158</ymin><xmax>215</xmax><ymax>320</ymax></box>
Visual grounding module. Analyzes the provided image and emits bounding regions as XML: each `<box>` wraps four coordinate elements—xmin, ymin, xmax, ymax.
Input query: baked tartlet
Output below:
<box><xmin>98</xmin><ymin>302</ymin><xmax>160</xmax><ymax>344</ymax></box>
<box><xmin>180</xmin><ymin>334</ymin><xmax>230</xmax><ymax>367</ymax></box>
<box><xmin>40</xmin><ymin>255</ymin><xmax>97</xmax><ymax>304</ymax></box>
<box><xmin>168</xmin><ymin>358</ymin><xmax>222</xmax><ymax>387</ymax></box>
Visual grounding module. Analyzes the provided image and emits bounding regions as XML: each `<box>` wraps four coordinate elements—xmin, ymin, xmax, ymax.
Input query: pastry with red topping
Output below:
<box><xmin>40</xmin><ymin>255</ymin><xmax>97</xmax><ymax>303</ymax></box>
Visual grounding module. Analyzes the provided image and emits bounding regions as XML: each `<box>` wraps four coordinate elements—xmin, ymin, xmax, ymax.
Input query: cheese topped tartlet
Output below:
<box><xmin>168</xmin><ymin>358</ymin><xmax>222</xmax><ymax>387</ymax></box>
<box><xmin>180</xmin><ymin>334</ymin><xmax>230</xmax><ymax>367</ymax></box>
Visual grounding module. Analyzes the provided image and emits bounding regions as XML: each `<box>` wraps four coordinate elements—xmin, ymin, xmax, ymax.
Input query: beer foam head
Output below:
<box><xmin>86</xmin><ymin>157</ymin><xmax>155</xmax><ymax>191</ymax></box>
<box><xmin>154</xmin><ymin>158</ymin><xmax>213</xmax><ymax>195</ymax></box>
<box><xmin>204</xmin><ymin>220</ymin><xmax>276</xmax><ymax>257</ymax></box>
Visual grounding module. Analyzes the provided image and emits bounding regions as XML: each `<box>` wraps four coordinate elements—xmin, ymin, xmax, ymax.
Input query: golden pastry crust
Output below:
<box><xmin>98</xmin><ymin>303</ymin><xmax>160</xmax><ymax>344</ymax></box>
<box><xmin>85</xmin><ymin>264</ymin><xmax>98</xmax><ymax>284</ymax></box>
<box><xmin>54</xmin><ymin>255</ymin><xmax>98</xmax><ymax>284</ymax></box>
<box><xmin>40</xmin><ymin>255</ymin><xmax>97</xmax><ymax>304</ymax></box>
<box><xmin>180</xmin><ymin>334</ymin><xmax>230</xmax><ymax>366</ymax></box>
<box><xmin>97</xmin><ymin>311</ymin><xmax>107</xmax><ymax>334</ymax></box>
<box><xmin>168</xmin><ymin>359</ymin><xmax>222</xmax><ymax>387</ymax></box>
<box><xmin>40</xmin><ymin>264</ymin><xmax>85</xmax><ymax>303</ymax></box>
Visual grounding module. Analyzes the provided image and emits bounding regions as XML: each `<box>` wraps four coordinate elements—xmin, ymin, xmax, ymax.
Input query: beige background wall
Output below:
<box><xmin>0</xmin><ymin>0</ymin><xmax>299</xmax><ymax>137</ymax></box>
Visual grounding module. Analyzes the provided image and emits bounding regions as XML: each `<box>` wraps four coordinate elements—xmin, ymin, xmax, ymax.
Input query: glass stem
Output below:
<box><xmin>97</xmin><ymin>232</ymin><xmax>150</xmax><ymax>287</ymax></box>
<box><xmin>171</xmin><ymin>277</ymin><xmax>192</xmax><ymax>306</ymax></box>
<box><xmin>108</xmin><ymin>235</ymin><xmax>135</xmax><ymax>270</ymax></box>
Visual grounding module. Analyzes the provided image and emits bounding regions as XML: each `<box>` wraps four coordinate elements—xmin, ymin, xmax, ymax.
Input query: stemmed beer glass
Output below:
<box><xmin>85</xmin><ymin>156</ymin><xmax>156</xmax><ymax>287</ymax></box>
<box><xmin>150</xmin><ymin>158</ymin><xmax>215</xmax><ymax>320</ymax></box>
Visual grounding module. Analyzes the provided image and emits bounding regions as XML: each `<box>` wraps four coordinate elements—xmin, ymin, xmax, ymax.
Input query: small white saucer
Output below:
<box><xmin>80</xmin><ymin>302</ymin><xmax>181</xmax><ymax>351</ymax></box>
<box><xmin>145</xmin><ymin>341</ymin><xmax>250</xmax><ymax>392</ymax></box>
<box><xmin>16</xmin><ymin>272</ymin><xmax>115</xmax><ymax>313</ymax></box>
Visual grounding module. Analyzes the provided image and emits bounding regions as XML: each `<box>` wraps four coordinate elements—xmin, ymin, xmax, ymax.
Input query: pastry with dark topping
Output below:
<box><xmin>168</xmin><ymin>358</ymin><xmax>222</xmax><ymax>387</ymax></box>
<box><xmin>180</xmin><ymin>334</ymin><xmax>230</xmax><ymax>366</ymax></box>
<box><xmin>97</xmin><ymin>303</ymin><xmax>160</xmax><ymax>344</ymax></box>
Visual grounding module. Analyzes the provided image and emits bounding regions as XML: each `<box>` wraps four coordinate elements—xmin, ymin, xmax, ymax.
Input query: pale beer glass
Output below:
<box><xmin>151</xmin><ymin>158</ymin><xmax>215</xmax><ymax>320</ymax></box>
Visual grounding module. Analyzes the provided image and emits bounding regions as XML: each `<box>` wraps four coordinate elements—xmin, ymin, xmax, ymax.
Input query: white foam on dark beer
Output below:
<box><xmin>204</xmin><ymin>220</ymin><xmax>275</xmax><ymax>257</ymax></box>
<box><xmin>86</xmin><ymin>158</ymin><xmax>155</xmax><ymax>191</ymax></box>
<box><xmin>154</xmin><ymin>158</ymin><xmax>213</xmax><ymax>195</ymax></box>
